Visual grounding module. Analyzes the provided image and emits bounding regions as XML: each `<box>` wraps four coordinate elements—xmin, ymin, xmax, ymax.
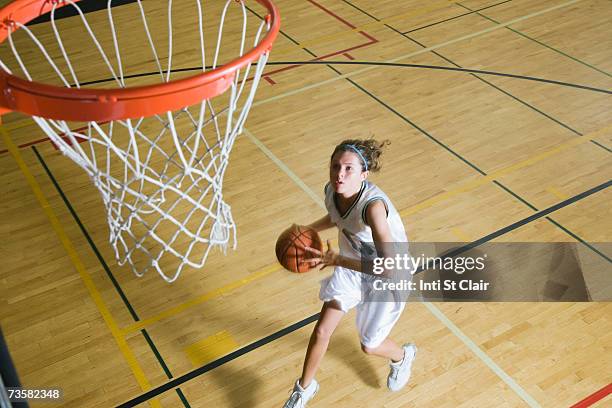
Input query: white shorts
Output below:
<box><xmin>319</xmin><ymin>266</ymin><xmax>406</xmax><ymax>348</ymax></box>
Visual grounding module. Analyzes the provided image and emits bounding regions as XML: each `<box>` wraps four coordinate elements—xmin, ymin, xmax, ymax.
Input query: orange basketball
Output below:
<box><xmin>275</xmin><ymin>225</ymin><xmax>323</xmax><ymax>273</ymax></box>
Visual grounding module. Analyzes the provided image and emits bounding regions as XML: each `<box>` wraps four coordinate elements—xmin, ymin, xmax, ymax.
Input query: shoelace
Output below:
<box><xmin>390</xmin><ymin>365</ymin><xmax>400</xmax><ymax>379</ymax></box>
<box><xmin>286</xmin><ymin>390</ymin><xmax>303</xmax><ymax>407</ymax></box>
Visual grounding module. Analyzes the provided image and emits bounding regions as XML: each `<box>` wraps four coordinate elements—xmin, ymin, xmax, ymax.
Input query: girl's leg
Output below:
<box><xmin>299</xmin><ymin>301</ymin><xmax>345</xmax><ymax>388</ymax></box>
<box><xmin>361</xmin><ymin>338</ymin><xmax>405</xmax><ymax>362</ymax></box>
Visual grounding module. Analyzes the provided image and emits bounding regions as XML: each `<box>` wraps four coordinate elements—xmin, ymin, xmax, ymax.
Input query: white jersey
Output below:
<box><xmin>320</xmin><ymin>181</ymin><xmax>410</xmax><ymax>348</ymax></box>
<box><xmin>324</xmin><ymin>181</ymin><xmax>408</xmax><ymax>260</ymax></box>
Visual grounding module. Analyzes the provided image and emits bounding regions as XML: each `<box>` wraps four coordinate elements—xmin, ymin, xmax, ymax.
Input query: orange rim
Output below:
<box><xmin>0</xmin><ymin>0</ymin><xmax>280</xmax><ymax>121</ymax></box>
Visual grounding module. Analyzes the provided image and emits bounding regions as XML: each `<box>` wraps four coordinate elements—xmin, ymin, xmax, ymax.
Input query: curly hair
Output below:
<box><xmin>330</xmin><ymin>138</ymin><xmax>391</xmax><ymax>172</ymax></box>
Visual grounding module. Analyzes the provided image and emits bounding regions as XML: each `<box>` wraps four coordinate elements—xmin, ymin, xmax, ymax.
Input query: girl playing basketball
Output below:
<box><xmin>282</xmin><ymin>139</ymin><xmax>417</xmax><ymax>408</ymax></box>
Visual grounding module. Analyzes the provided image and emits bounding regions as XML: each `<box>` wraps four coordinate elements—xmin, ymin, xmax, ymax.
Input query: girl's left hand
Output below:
<box><xmin>302</xmin><ymin>240</ymin><xmax>339</xmax><ymax>270</ymax></box>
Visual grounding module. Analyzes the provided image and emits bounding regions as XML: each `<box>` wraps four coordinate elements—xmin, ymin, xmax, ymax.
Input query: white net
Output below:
<box><xmin>0</xmin><ymin>0</ymin><xmax>274</xmax><ymax>282</ymax></box>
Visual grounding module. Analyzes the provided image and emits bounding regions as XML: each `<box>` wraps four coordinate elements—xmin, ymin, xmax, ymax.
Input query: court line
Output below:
<box><xmin>411</xmin><ymin>180</ymin><xmax>611</xmax><ymax>267</ymax></box>
<box><xmin>330</xmin><ymin>1</ymin><xmax>610</xmax><ymax>156</ymax></box>
<box><xmin>569</xmin><ymin>383</ymin><xmax>612</xmax><ymax>408</ymax></box>
<box><xmin>240</xmin><ymin>128</ymin><xmax>545</xmax><ymax>406</ymax></box>
<box><xmin>115</xmin><ymin>314</ymin><xmax>320</xmax><ymax>407</ymax></box>
<box><xmin>402</xmin><ymin>0</ymin><xmax>512</xmax><ymax>34</ymax></box>
<box><xmin>0</xmin><ymin>61</ymin><xmax>607</xmax><ymax>156</ymax></box>
<box><xmin>0</xmin><ymin>126</ymin><xmax>162</xmax><ymax>408</ymax></box>
<box><xmin>266</xmin><ymin>61</ymin><xmax>611</xmax><ymax>94</ymax></box>
<box><xmin>117</xmin><ymin>124</ymin><xmax>609</xmax><ymax>333</ymax></box>
<box><xmin>456</xmin><ymin>2</ymin><xmax>612</xmax><ymax>78</ymax></box>
<box><xmin>264</xmin><ymin>0</ymin><xmax>462</xmax><ymax>56</ymax></box>
<box><xmin>6</xmin><ymin>0</ymin><xmax>598</xmax><ymax>339</ymax></box>
<box><xmin>120</xmin><ymin>263</ymin><xmax>281</xmax><ymax>335</ymax></box>
<box><xmin>424</xmin><ymin>303</ymin><xmax>541</xmax><ymax>407</ymax></box>
<box><xmin>113</xmin><ymin>171</ymin><xmax>611</xmax><ymax>407</ymax></box>
<box><xmin>245</xmin><ymin>1</ymin><xmax>379</xmax><ymax>82</ymax></box>
<box><xmin>3</xmin><ymin>1</ymin><xmax>604</xmax><ymax>404</ymax></box>
<box><xmin>30</xmin><ymin>147</ymin><xmax>140</xmax><ymax>321</ymax></box>
<box><xmin>0</xmin><ymin>0</ymin><xmax>594</xmax><ymax>135</ymax></box>
<box><xmin>31</xmin><ymin>145</ymin><xmax>191</xmax><ymax>407</ymax></box>
<box><xmin>398</xmin><ymin>124</ymin><xmax>610</xmax><ymax>218</ymax></box>
<box><xmin>243</xmin><ymin>128</ymin><xmax>326</xmax><ymax>210</ymax></box>
<box><xmin>251</xmin><ymin>0</ymin><xmax>584</xmax><ymax>109</ymax></box>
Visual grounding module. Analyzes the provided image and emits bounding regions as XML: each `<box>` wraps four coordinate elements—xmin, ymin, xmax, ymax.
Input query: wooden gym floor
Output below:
<box><xmin>0</xmin><ymin>0</ymin><xmax>611</xmax><ymax>406</ymax></box>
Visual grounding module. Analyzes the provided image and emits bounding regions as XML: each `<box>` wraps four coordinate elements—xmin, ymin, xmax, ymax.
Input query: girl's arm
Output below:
<box><xmin>304</xmin><ymin>201</ymin><xmax>393</xmax><ymax>273</ymax></box>
<box><xmin>366</xmin><ymin>200</ymin><xmax>394</xmax><ymax>253</ymax></box>
<box><xmin>306</xmin><ymin>214</ymin><xmax>335</xmax><ymax>233</ymax></box>
<box><xmin>364</xmin><ymin>200</ymin><xmax>398</xmax><ymax>277</ymax></box>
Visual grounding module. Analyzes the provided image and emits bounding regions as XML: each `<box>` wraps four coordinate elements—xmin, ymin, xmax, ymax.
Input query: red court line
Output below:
<box><xmin>0</xmin><ymin>122</ymin><xmax>105</xmax><ymax>156</ymax></box>
<box><xmin>570</xmin><ymin>383</ymin><xmax>612</xmax><ymax>408</ymax></box>
<box><xmin>0</xmin><ymin>136</ymin><xmax>49</xmax><ymax>155</ymax></box>
<box><xmin>261</xmin><ymin>35</ymin><xmax>378</xmax><ymax>79</ymax></box>
<box><xmin>306</xmin><ymin>0</ymin><xmax>356</xmax><ymax>29</ymax></box>
<box><xmin>358</xmin><ymin>30</ymin><xmax>378</xmax><ymax>43</ymax></box>
<box><xmin>260</xmin><ymin>0</ymin><xmax>379</xmax><ymax>81</ymax></box>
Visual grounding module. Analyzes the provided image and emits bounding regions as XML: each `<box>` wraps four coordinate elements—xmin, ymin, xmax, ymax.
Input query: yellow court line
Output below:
<box><xmin>185</xmin><ymin>330</ymin><xmax>240</xmax><ymax>367</ymax></box>
<box><xmin>121</xmin><ymin>263</ymin><xmax>281</xmax><ymax>335</ymax></box>
<box><xmin>400</xmin><ymin>124</ymin><xmax>611</xmax><ymax>218</ymax></box>
<box><xmin>6</xmin><ymin>0</ymin><xmax>591</xmax><ymax>341</ymax></box>
<box><xmin>450</xmin><ymin>227</ymin><xmax>472</xmax><ymax>242</ymax></box>
<box><xmin>2</xmin><ymin>116</ymin><xmax>32</xmax><ymax>132</ymax></box>
<box><xmin>0</xmin><ymin>126</ymin><xmax>162</xmax><ymax>408</ymax></box>
<box><xmin>121</xmin><ymin>124</ymin><xmax>610</xmax><ymax>334</ymax></box>
<box><xmin>546</xmin><ymin>186</ymin><xmax>569</xmax><ymax>200</ymax></box>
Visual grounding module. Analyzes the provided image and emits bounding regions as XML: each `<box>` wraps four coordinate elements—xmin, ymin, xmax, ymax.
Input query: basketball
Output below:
<box><xmin>275</xmin><ymin>225</ymin><xmax>323</xmax><ymax>273</ymax></box>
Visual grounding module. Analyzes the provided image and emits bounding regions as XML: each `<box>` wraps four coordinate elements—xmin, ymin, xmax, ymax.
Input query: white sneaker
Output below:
<box><xmin>282</xmin><ymin>379</ymin><xmax>319</xmax><ymax>408</ymax></box>
<box><xmin>387</xmin><ymin>343</ymin><xmax>417</xmax><ymax>392</ymax></box>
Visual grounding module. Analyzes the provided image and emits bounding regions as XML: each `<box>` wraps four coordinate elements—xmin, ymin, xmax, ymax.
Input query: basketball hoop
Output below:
<box><xmin>0</xmin><ymin>0</ymin><xmax>279</xmax><ymax>282</ymax></box>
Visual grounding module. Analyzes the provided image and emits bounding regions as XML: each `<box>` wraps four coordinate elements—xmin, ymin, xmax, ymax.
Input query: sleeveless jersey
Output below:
<box><xmin>324</xmin><ymin>181</ymin><xmax>408</xmax><ymax>260</ymax></box>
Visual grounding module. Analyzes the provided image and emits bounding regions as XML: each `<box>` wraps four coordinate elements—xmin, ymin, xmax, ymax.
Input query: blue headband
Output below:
<box><xmin>343</xmin><ymin>144</ymin><xmax>368</xmax><ymax>171</ymax></box>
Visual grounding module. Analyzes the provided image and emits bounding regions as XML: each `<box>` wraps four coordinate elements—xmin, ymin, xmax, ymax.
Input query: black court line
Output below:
<box><xmin>402</xmin><ymin>0</ymin><xmax>513</xmax><ymax>34</ymax></box>
<box><xmin>21</xmin><ymin>5</ymin><xmax>610</xmax><ymax>405</ymax></box>
<box><xmin>72</xmin><ymin>62</ymin><xmax>612</xmax><ymax>95</ymax></box>
<box><xmin>590</xmin><ymin>140</ymin><xmax>612</xmax><ymax>153</ymax></box>
<box><xmin>394</xmin><ymin>33</ymin><xmax>585</xmax><ymax>137</ymax></box>
<box><xmin>257</xmin><ymin>2</ymin><xmax>605</xmax><ymax>263</ymax></box>
<box><xmin>339</xmin><ymin>0</ymin><xmax>611</xmax><ymax>150</ymax></box>
<box><xmin>344</xmin><ymin>71</ymin><xmax>611</xmax><ymax>263</ymax></box>
<box><xmin>115</xmin><ymin>179</ymin><xmax>610</xmax><ymax>407</ymax></box>
<box><xmin>434</xmin><ymin>180</ymin><xmax>611</xmax><ymax>262</ymax></box>
<box><xmin>31</xmin><ymin>145</ymin><xmax>191</xmax><ymax>408</ymax></box>
<box><xmin>456</xmin><ymin>2</ymin><xmax>612</xmax><ymax>78</ymax></box>
<box><xmin>337</xmin><ymin>4</ymin><xmax>612</xmax><ymax>262</ymax></box>
<box><xmin>339</xmin><ymin>0</ymin><xmax>611</xmax><ymax>259</ymax></box>
<box><xmin>267</xmin><ymin>61</ymin><xmax>612</xmax><ymax>95</ymax></box>
<box><xmin>116</xmin><ymin>313</ymin><xmax>320</xmax><ymax>408</ymax></box>
<box><xmin>345</xmin><ymin>76</ymin><xmax>486</xmax><ymax>175</ymax></box>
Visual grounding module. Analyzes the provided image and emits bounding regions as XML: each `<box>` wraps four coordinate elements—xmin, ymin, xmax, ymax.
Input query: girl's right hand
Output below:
<box><xmin>302</xmin><ymin>240</ymin><xmax>339</xmax><ymax>271</ymax></box>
